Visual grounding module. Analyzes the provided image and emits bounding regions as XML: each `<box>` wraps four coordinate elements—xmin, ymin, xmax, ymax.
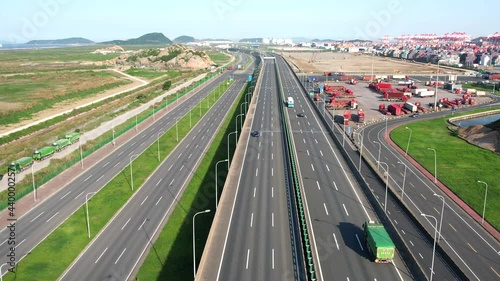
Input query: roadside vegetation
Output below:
<box><xmin>125</xmin><ymin>68</ymin><xmax>181</xmax><ymax>80</ymax></box>
<box><xmin>462</xmin><ymin>82</ymin><xmax>498</xmax><ymax>94</ymax></box>
<box><xmin>3</xmin><ymin>80</ymin><xmax>234</xmax><ymax>281</ymax></box>
<box><xmin>391</xmin><ymin>106</ymin><xmax>500</xmax><ymax>230</ymax></box>
<box><xmin>0</xmin><ymin>70</ymin><xmax>130</xmax><ymax>125</ymax></box>
<box><xmin>207</xmin><ymin>51</ymin><xmax>232</xmax><ymax>66</ymax></box>
<box><xmin>136</xmin><ymin>81</ymin><xmax>251</xmax><ymax>281</ymax></box>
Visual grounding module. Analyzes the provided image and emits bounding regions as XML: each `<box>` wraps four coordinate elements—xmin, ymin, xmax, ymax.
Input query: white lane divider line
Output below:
<box><xmin>15</xmin><ymin>239</ymin><xmax>26</xmax><ymax>249</ymax></box>
<box><xmin>355</xmin><ymin>234</ymin><xmax>364</xmax><ymax>251</ymax></box>
<box><xmin>156</xmin><ymin>179</ymin><xmax>162</xmax><ymax>187</ymax></box>
<box><xmin>409</xmin><ymin>240</ymin><xmax>414</xmax><ymax>246</ymax></box>
<box><xmin>95</xmin><ymin>247</ymin><xmax>108</xmax><ymax>264</ymax></box>
<box><xmin>97</xmin><ymin>175</ymin><xmax>104</xmax><ymax>182</ymax></box>
<box><xmin>326</xmin><ymin>165</ymin><xmax>330</xmax><ymax>172</ymax></box>
<box><xmin>343</xmin><ymin>204</ymin><xmax>349</xmax><ymax>216</ymax></box>
<box><xmin>323</xmin><ymin>203</ymin><xmax>329</xmax><ymax>216</ymax></box>
<box><xmin>316</xmin><ymin>181</ymin><xmax>321</xmax><ymax>190</ymax></box>
<box><xmin>250</xmin><ymin>213</ymin><xmax>254</xmax><ymax>228</ymax></box>
<box><xmin>46</xmin><ymin>212</ymin><xmax>59</xmax><ymax>222</ymax></box>
<box><xmin>306</xmin><ymin>150</ymin><xmax>310</xmax><ymax>156</ymax></box>
<box><xmin>155</xmin><ymin>197</ymin><xmax>163</xmax><ymax>206</ymax></box>
<box><xmin>169</xmin><ymin>179</ymin><xmax>175</xmax><ymax>186</ymax></box>
<box><xmin>418</xmin><ymin>253</ymin><xmax>424</xmax><ymax>259</ymax></box>
<box><xmin>121</xmin><ymin>218</ymin><xmax>131</xmax><ymax>230</ymax></box>
<box><xmin>255</xmin><ymin>168</ymin><xmax>259</xmax><ymax>177</ymax></box>
<box><xmin>114</xmin><ymin>161</ymin><xmax>121</xmax><ymax>168</ymax></box>
<box><xmin>449</xmin><ymin>223</ymin><xmax>457</xmax><ymax>232</ymax></box>
<box><xmin>311</xmin><ymin>164</ymin><xmax>315</xmax><ymax>172</ymax></box>
<box><xmin>253</xmin><ymin>188</ymin><xmax>256</xmax><ymax>198</ymax></box>
<box><xmin>272</xmin><ymin>213</ymin><xmax>274</xmax><ymax>227</ymax></box>
<box><xmin>333</xmin><ymin>181</ymin><xmax>338</xmax><ymax>191</ymax></box>
<box><xmin>141</xmin><ymin>196</ymin><xmax>148</xmax><ymax>206</ymax></box>
<box><xmin>138</xmin><ymin>218</ymin><xmax>148</xmax><ymax>231</ymax></box>
<box><xmin>272</xmin><ymin>187</ymin><xmax>274</xmax><ymax>198</ymax></box>
<box><xmin>31</xmin><ymin>212</ymin><xmax>44</xmax><ymax>223</ymax></box>
<box><xmin>103</xmin><ymin>161</ymin><xmax>110</xmax><ymax>168</ymax></box>
<box><xmin>60</xmin><ymin>191</ymin><xmax>72</xmax><ymax>200</ymax></box>
<box><xmin>168</xmin><ymin>165</ymin><xmax>173</xmax><ymax>171</ymax></box>
<box><xmin>333</xmin><ymin>233</ymin><xmax>339</xmax><ymax>250</ymax></box>
<box><xmin>320</xmin><ymin>150</ymin><xmax>323</xmax><ymax>157</ymax></box>
<box><xmin>115</xmin><ymin>248</ymin><xmax>127</xmax><ymax>264</ymax></box>
<box><xmin>272</xmin><ymin>248</ymin><xmax>275</xmax><ymax>269</ymax></box>
<box><xmin>74</xmin><ymin>191</ymin><xmax>84</xmax><ymax>200</ymax></box>
<box><xmin>84</xmin><ymin>175</ymin><xmax>92</xmax><ymax>182</ymax></box>
<box><xmin>118</xmin><ymin>151</ymin><xmax>124</xmax><ymax>156</ymax></box>
<box><xmin>246</xmin><ymin>249</ymin><xmax>250</xmax><ymax>269</ymax></box>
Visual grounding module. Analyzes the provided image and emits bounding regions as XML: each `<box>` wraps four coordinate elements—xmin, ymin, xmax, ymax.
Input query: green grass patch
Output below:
<box><xmin>207</xmin><ymin>51</ymin><xmax>232</xmax><ymax>65</ymax></box>
<box><xmin>391</xmin><ymin>107</ymin><xmax>500</xmax><ymax>230</ymax></box>
<box><xmin>0</xmin><ymin>46</ymin><xmax>120</xmax><ymax>63</ymax></box>
<box><xmin>124</xmin><ymin>68</ymin><xmax>181</xmax><ymax>80</ymax></box>
<box><xmin>462</xmin><ymin>83</ymin><xmax>498</xmax><ymax>93</ymax></box>
<box><xmin>135</xmin><ymin>80</ymin><xmax>253</xmax><ymax>281</ymax></box>
<box><xmin>4</xmin><ymin>79</ymin><xmax>234</xmax><ymax>281</ymax></box>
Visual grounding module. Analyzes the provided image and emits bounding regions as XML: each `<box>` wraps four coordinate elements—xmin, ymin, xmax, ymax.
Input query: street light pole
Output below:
<box><xmin>130</xmin><ymin>154</ymin><xmax>139</xmax><ymax>191</ymax></box>
<box><xmin>176</xmin><ymin>117</ymin><xmax>180</xmax><ymax>142</ymax></box>
<box><xmin>227</xmin><ymin>131</ymin><xmax>238</xmax><ymax>169</ymax></box>
<box><xmin>433</xmin><ymin>194</ymin><xmax>445</xmax><ymax>243</ymax></box>
<box><xmin>433</xmin><ymin>60</ymin><xmax>440</xmax><ymax>112</ymax></box>
<box><xmin>405</xmin><ymin>127</ymin><xmax>412</xmax><ymax>156</ymax></box>
<box><xmin>32</xmin><ymin>163</ymin><xmax>36</xmax><ymax>201</ymax></box>
<box><xmin>79</xmin><ymin>136</ymin><xmax>83</xmax><ymax>169</ymax></box>
<box><xmin>477</xmin><ymin>181</ymin><xmax>488</xmax><ymax>224</ymax></box>
<box><xmin>236</xmin><ymin>114</ymin><xmax>244</xmax><ymax>131</ymax></box>
<box><xmin>157</xmin><ymin>131</ymin><xmax>164</xmax><ymax>162</ymax></box>
<box><xmin>377</xmin><ymin>161</ymin><xmax>389</xmax><ymax>212</ymax></box>
<box><xmin>373</xmin><ymin>141</ymin><xmax>381</xmax><ymax>171</ymax></box>
<box><xmin>353</xmin><ymin>129</ymin><xmax>364</xmax><ymax>172</ymax></box>
<box><xmin>427</xmin><ymin>148</ymin><xmax>437</xmax><ymax>183</ymax></box>
<box><xmin>397</xmin><ymin>161</ymin><xmax>408</xmax><ymax>202</ymax></box>
<box><xmin>193</xmin><ymin>209</ymin><xmax>211</xmax><ymax>279</ymax></box>
<box><xmin>215</xmin><ymin>159</ymin><xmax>229</xmax><ymax>209</ymax></box>
<box><xmin>421</xmin><ymin>213</ymin><xmax>438</xmax><ymax>281</ymax></box>
<box><xmin>86</xmin><ymin>191</ymin><xmax>97</xmax><ymax>238</ymax></box>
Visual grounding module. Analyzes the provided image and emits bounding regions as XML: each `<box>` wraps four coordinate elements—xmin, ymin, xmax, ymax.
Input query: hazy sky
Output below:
<box><xmin>1</xmin><ymin>0</ymin><xmax>498</xmax><ymax>43</ymax></box>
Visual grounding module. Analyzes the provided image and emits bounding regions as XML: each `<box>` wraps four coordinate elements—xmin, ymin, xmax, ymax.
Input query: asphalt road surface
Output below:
<box><xmin>275</xmin><ymin>57</ymin><xmax>413</xmax><ymax>281</ymax></box>
<box><xmin>0</xmin><ymin>56</ymin><xmax>249</xmax><ymax>279</ymax></box>
<box><xmin>216</xmin><ymin>57</ymin><xmax>297</xmax><ymax>281</ymax></box>
<box><xmin>359</xmin><ymin>104</ymin><xmax>500</xmax><ymax>281</ymax></box>
<box><xmin>59</xmin><ymin>75</ymin><xmax>248</xmax><ymax>280</ymax></box>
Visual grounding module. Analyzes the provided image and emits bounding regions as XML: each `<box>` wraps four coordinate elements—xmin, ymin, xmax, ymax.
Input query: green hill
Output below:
<box><xmin>27</xmin><ymin>37</ymin><xmax>94</xmax><ymax>44</ymax></box>
<box><xmin>102</xmin><ymin>32</ymin><xmax>172</xmax><ymax>45</ymax></box>
<box><xmin>173</xmin><ymin>35</ymin><xmax>195</xmax><ymax>43</ymax></box>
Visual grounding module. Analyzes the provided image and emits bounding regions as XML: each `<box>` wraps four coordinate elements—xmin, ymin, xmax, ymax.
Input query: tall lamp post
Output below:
<box><xmin>373</xmin><ymin>141</ymin><xmax>382</xmax><ymax>171</ymax></box>
<box><xmin>193</xmin><ymin>209</ymin><xmax>211</xmax><ymax>278</ymax></box>
<box><xmin>421</xmin><ymin>213</ymin><xmax>438</xmax><ymax>281</ymax></box>
<box><xmin>157</xmin><ymin>131</ymin><xmax>164</xmax><ymax>162</ymax></box>
<box><xmin>86</xmin><ymin>191</ymin><xmax>97</xmax><ymax>238</ymax></box>
<box><xmin>215</xmin><ymin>159</ymin><xmax>229</xmax><ymax>209</ymax></box>
<box><xmin>353</xmin><ymin>129</ymin><xmax>364</xmax><ymax>172</ymax></box>
<box><xmin>130</xmin><ymin>154</ymin><xmax>139</xmax><ymax>191</ymax></box>
<box><xmin>477</xmin><ymin>180</ymin><xmax>488</xmax><ymax>224</ymax></box>
<box><xmin>433</xmin><ymin>194</ymin><xmax>445</xmax><ymax>243</ymax></box>
<box><xmin>236</xmin><ymin>114</ymin><xmax>244</xmax><ymax>131</ymax></box>
<box><xmin>377</xmin><ymin>161</ymin><xmax>390</xmax><ymax>212</ymax></box>
<box><xmin>405</xmin><ymin>127</ymin><xmax>412</xmax><ymax>156</ymax></box>
<box><xmin>227</xmin><ymin>131</ymin><xmax>238</xmax><ymax>169</ymax></box>
<box><xmin>427</xmin><ymin>148</ymin><xmax>437</xmax><ymax>183</ymax></box>
<box><xmin>433</xmin><ymin>60</ymin><xmax>440</xmax><ymax>112</ymax></box>
<box><xmin>32</xmin><ymin>163</ymin><xmax>36</xmax><ymax>202</ymax></box>
<box><xmin>397</xmin><ymin>161</ymin><xmax>408</xmax><ymax>202</ymax></box>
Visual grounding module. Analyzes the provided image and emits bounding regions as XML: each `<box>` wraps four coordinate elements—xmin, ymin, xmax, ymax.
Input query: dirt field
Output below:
<box><xmin>284</xmin><ymin>51</ymin><xmax>462</xmax><ymax>74</ymax></box>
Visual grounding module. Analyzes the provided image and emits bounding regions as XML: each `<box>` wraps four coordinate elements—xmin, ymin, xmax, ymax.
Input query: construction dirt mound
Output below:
<box><xmin>457</xmin><ymin>125</ymin><xmax>500</xmax><ymax>153</ymax></box>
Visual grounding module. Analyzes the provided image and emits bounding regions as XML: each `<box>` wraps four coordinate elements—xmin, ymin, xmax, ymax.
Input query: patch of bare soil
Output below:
<box><xmin>457</xmin><ymin>125</ymin><xmax>500</xmax><ymax>153</ymax></box>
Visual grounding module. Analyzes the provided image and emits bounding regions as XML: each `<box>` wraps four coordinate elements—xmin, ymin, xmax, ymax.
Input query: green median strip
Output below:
<box><xmin>135</xmin><ymin>79</ymin><xmax>255</xmax><ymax>281</ymax></box>
<box><xmin>391</xmin><ymin>106</ymin><xmax>500</xmax><ymax>230</ymax></box>
<box><xmin>4</xmin><ymin>80</ymin><xmax>234</xmax><ymax>281</ymax></box>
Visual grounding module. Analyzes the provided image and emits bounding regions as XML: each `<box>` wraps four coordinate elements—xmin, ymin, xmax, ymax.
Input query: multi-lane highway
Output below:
<box><xmin>360</xmin><ymin>108</ymin><xmax>500</xmax><ymax>281</ymax></box>
<box><xmin>215</xmin><ymin>57</ymin><xmax>299</xmax><ymax>280</ymax></box>
<box><xmin>275</xmin><ymin>56</ymin><xmax>413</xmax><ymax>281</ymax></box>
<box><xmin>0</xmin><ymin>55</ymin><xmax>249</xmax><ymax>278</ymax></box>
<box><xmin>60</xmin><ymin>72</ymin><xmax>249</xmax><ymax>280</ymax></box>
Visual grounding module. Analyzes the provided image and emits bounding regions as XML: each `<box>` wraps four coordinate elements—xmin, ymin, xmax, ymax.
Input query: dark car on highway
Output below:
<box><xmin>251</xmin><ymin>130</ymin><xmax>260</xmax><ymax>137</ymax></box>
<box><xmin>297</xmin><ymin>112</ymin><xmax>305</xmax><ymax>117</ymax></box>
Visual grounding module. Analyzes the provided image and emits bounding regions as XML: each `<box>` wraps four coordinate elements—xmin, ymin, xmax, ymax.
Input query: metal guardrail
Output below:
<box><xmin>274</xmin><ymin>59</ymin><xmax>315</xmax><ymax>281</ymax></box>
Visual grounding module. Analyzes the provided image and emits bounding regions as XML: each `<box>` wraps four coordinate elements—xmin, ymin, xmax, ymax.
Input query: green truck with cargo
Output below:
<box><xmin>363</xmin><ymin>221</ymin><xmax>395</xmax><ymax>263</ymax></box>
<box><xmin>65</xmin><ymin>132</ymin><xmax>80</xmax><ymax>144</ymax></box>
<box><xmin>8</xmin><ymin>157</ymin><xmax>34</xmax><ymax>173</ymax></box>
<box><xmin>33</xmin><ymin>146</ymin><xmax>55</xmax><ymax>161</ymax></box>
<box><xmin>53</xmin><ymin>138</ymin><xmax>72</xmax><ymax>152</ymax></box>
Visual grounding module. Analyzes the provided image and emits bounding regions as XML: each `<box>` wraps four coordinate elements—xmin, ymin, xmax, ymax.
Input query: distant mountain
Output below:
<box><xmin>173</xmin><ymin>35</ymin><xmax>195</xmax><ymax>43</ymax></box>
<box><xmin>312</xmin><ymin>38</ymin><xmax>338</xmax><ymax>42</ymax></box>
<box><xmin>202</xmin><ymin>38</ymin><xmax>230</xmax><ymax>42</ymax></box>
<box><xmin>347</xmin><ymin>39</ymin><xmax>373</xmax><ymax>43</ymax></box>
<box><xmin>26</xmin><ymin>37</ymin><xmax>94</xmax><ymax>45</ymax></box>
<box><xmin>102</xmin><ymin>32</ymin><xmax>172</xmax><ymax>45</ymax></box>
<box><xmin>239</xmin><ymin>38</ymin><xmax>263</xmax><ymax>43</ymax></box>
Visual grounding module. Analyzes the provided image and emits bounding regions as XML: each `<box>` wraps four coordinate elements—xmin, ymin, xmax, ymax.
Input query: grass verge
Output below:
<box><xmin>3</xmin><ymin>80</ymin><xmax>234</xmax><ymax>281</ymax></box>
<box><xmin>391</xmin><ymin>106</ymin><xmax>500</xmax><ymax>230</ymax></box>
<box><xmin>135</xmin><ymin>81</ymin><xmax>251</xmax><ymax>280</ymax></box>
